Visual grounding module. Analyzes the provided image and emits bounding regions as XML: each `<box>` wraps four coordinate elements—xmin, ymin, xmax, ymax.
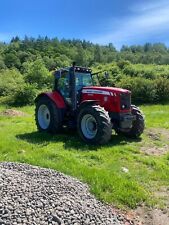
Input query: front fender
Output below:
<box><xmin>78</xmin><ymin>100</ymin><xmax>99</xmax><ymax>111</ymax></box>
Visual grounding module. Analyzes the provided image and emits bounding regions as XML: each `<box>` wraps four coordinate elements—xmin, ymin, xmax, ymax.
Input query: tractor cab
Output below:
<box><xmin>53</xmin><ymin>66</ymin><xmax>98</xmax><ymax>108</ymax></box>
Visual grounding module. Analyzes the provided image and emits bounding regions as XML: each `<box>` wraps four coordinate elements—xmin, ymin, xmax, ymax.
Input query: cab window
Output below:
<box><xmin>57</xmin><ymin>71</ymin><xmax>70</xmax><ymax>102</ymax></box>
<box><xmin>75</xmin><ymin>72</ymin><xmax>93</xmax><ymax>91</ymax></box>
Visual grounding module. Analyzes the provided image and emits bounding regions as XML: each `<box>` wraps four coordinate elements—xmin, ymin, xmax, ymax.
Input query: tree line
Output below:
<box><xmin>1</xmin><ymin>36</ymin><xmax>169</xmax><ymax>72</ymax></box>
<box><xmin>0</xmin><ymin>36</ymin><xmax>169</xmax><ymax>105</ymax></box>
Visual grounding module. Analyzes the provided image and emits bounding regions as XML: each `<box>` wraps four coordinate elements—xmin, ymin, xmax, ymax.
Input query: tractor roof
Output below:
<box><xmin>56</xmin><ymin>66</ymin><xmax>92</xmax><ymax>74</ymax></box>
<box><xmin>74</xmin><ymin>66</ymin><xmax>92</xmax><ymax>73</ymax></box>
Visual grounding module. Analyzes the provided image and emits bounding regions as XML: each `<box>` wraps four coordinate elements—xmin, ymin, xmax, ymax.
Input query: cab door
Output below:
<box><xmin>55</xmin><ymin>70</ymin><xmax>72</xmax><ymax>105</ymax></box>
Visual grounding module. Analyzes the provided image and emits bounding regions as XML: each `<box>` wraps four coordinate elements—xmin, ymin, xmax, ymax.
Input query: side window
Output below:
<box><xmin>57</xmin><ymin>71</ymin><xmax>71</xmax><ymax>102</ymax></box>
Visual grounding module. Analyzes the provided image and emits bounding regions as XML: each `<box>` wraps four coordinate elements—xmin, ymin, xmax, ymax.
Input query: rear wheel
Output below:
<box><xmin>115</xmin><ymin>105</ymin><xmax>145</xmax><ymax>138</ymax></box>
<box><xmin>35</xmin><ymin>96</ymin><xmax>63</xmax><ymax>133</ymax></box>
<box><xmin>77</xmin><ymin>105</ymin><xmax>112</xmax><ymax>144</ymax></box>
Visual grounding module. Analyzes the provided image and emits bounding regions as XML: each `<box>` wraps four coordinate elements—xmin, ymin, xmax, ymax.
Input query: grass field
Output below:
<box><xmin>0</xmin><ymin>104</ymin><xmax>169</xmax><ymax>209</ymax></box>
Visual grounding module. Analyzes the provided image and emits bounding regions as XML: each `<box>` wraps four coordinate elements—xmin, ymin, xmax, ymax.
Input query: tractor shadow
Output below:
<box><xmin>17</xmin><ymin>129</ymin><xmax>142</xmax><ymax>151</ymax></box>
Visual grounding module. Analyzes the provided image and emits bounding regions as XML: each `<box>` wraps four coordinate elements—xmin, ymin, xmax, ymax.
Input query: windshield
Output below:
<box><xmin>75</xmin><ymin>72</ymin><xmax>93</xmax><ymax>91</ymax></box>
<box><xmin>75</xmin><ymin>72</ymin><xmax>100</xmax><ymax>91</ymax></box>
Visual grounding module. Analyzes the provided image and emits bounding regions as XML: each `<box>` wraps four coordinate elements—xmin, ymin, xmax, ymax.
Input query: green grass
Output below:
<box><xmin>0</xmin><ymin>104</ymin><xmax>169</xmax><ymax>209</ymax></box>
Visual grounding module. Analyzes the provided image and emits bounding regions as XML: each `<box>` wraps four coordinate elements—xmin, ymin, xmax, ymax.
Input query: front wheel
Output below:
<box><xmin>115</xmin><ymin>105</ymin><xmax>145</xmax><ymax>138</ymax></box>
<box><xmin>77</xmin><ymin>105</ymin><xmax>112</xmax><ymax>144</ymax></box>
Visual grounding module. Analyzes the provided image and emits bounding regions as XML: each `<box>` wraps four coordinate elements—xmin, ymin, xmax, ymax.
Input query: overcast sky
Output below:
<box><xmin>0</xmin><ymin>0</ymin><xmax>169</xmax><ymax>48</ymax></box>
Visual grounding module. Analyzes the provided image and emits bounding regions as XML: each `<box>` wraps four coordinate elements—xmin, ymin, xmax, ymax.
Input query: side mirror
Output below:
<box><xmin>104</xmin><ymin>72</ymin><xmax>109</xmax><ymax>79</ymax></box>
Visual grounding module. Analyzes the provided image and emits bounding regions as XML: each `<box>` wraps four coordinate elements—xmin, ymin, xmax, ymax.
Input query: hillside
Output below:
<box><xmin>0</xmin><ymin>37</ymin><xmax>169</xmax><ymax>106</ymax></box>
<box><xmin>1</xmin><ymin>37</ymin><xmax>169</xmax><ymax>71</ymax></box>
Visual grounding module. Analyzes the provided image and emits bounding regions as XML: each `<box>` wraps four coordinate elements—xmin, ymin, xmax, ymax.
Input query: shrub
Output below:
<box><xmin>110</xmin><ymin>65</ymin><xmax>123</xmax><ymax>82</ymax></box>
<box><xmin>154</xmin><ymin>78</ymin><xmax>169</xmax><ymax>102</ymax></box>
<box><xmin>13</xmin><ymin>84</ymin><xmax>38</xmax><ymax>105</ymax></box>
<box><xmin>0</xmin><ymin>69</ymin><xmax>39</xmax><ymax>105</ymax></box>
<box><xmin>0</xmin><ymin>69</ymin><xmax>25</xmax><ymax>96</ymax></box>
<box><xmin>117</xmin><ymin>60</ymin><xmax>131</xmax><ymax>70</ymax></box>
<box><xmin>117</xmin><ymin>77</ymin><xmax>157</xmax><ymax>103</ymax></box>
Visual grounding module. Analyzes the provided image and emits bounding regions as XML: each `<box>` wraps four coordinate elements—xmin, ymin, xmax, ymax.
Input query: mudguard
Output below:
<box><xmin>78</xmin><ymin>100</ymin><xmax>99</xmax><ymax>111</ymax></box>
<box><xmin>35</xmin><ymin>91</ymin><xmax>66</xmax><ymax>109</ymax></box>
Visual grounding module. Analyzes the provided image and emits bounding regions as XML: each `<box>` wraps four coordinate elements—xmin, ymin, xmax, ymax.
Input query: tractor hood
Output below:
<box><xmin>82</xmin><ymin>86</ymin><xmax>131</xmax><ymax>96</ymax></box>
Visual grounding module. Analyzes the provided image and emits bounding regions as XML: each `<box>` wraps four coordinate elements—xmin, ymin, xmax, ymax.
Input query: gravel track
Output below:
<box><xmin>0</xmin><ymin>162</ymin><xmax>130</xmax><ymax>225</ymax></box>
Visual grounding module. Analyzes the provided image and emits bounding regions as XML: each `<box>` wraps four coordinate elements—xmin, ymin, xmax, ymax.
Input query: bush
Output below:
<box><xmin>154</xmin><ymin>78</ymin><xmax>169</xmax><ymax>102</ymax></box>
<box><xmin>117</xmin><ymin>60</ymin><xmax>131</xmax><ymax>70</ymax></box>
<box><xmin>110</xmin><ymin>65</ymin><xmax>123</xmax><ymax>82</ymax></box>
<box><xmin>13</xmin><ymin>84</ymin><xmax>38</xmax><ymax>105</ymax></box>
<box><xmin>0</xmin><ymin>69</ymin><xmax>25</xmax><ymax>96</ymax></box>
<box><xmin>117</xmin><ymin>77</ymin><xmax>157</xmax><ymax>103</ymax></box>
<box><xmin>0</xmin><ymin>69</ymin><xmax>39</xmax><ymax>106</ymax></box>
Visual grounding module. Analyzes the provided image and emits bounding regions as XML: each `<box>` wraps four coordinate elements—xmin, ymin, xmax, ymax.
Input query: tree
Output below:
<box><xmin>11</xmin><ymin>36</ymin><xmax>20</xmax><ymax>43</ymax></box>
<box><xmin>4</xmin><ymin>52</ymin><xmax>21</xmax><ymax>69</ymax></box>
<box><xmin>25</xmin><ymin>59</ymin><xmax>52</xmax><ymax>88</ymax></box>
<box><xmin>94</xmin><ymin>45</ymin><xmax>103</xmax><ymax>63</ymax></box>
<box><xmin>75</xmin><ymin>44</ymin><xmax>88</xmax><ymax>66</ymax></box>
<box><xmin>43</xmin><ymin>56</ymin><xmax>57</xmax><ymax>71</ymax></box>
<box><xmin>0</xmin><ymin>56</ymin><xmax>6</xmax><ymax>69</ymax></box>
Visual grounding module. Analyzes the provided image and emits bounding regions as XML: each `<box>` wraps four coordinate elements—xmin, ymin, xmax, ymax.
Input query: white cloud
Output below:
<box><xmin>131</xmin><ymin>0</ymin><xmax>169</xmax><ymax>12</ymax></box>
<box><xmin>90</xmin><ymin>0</ymin><xmax>169</xmax><ymax>48</ymax></box>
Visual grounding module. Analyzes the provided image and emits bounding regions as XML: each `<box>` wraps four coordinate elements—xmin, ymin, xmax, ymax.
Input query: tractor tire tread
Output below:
<box><xmin>77</xmin><ymin>105</ymin><xmax>112</xmax><ymax>144</ymax></box>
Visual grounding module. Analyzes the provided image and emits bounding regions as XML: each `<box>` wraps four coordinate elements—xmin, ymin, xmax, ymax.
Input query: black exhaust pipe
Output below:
<box><xmin>70</xmin><ymin>62</ymin><xmax>77</xmax><ymax>111</ymax></box>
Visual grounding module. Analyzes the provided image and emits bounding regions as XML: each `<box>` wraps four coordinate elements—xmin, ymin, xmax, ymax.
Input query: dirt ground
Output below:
<box><xmin>126</xmin><ymin>205</ymin><xmax>169</xmax><ymax>225</ymax></box>
<box><xmin>141</xmin><ymin>128</ymin><xmax>169</xmax><ymax>156</ymax></box>
<box><xmin>130</xmin><ymin>128</ymin><xmax>169</xmax><ymax>225</ymax></box>
<box><xmin>0</xmin><ymin>109</ymin><xmax>26</xmax><ymax>117</ymax></box>
<box><xmin>114</xmin><ymin>128</ymin><xmax>169</xmax><ymax>225</ymax></box>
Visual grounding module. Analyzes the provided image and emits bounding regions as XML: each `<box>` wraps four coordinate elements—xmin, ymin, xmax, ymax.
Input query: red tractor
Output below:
<box><xmin>35</xmin><ymin>64</ymin><xmax>144</xmax><ymax>144</ymax></box>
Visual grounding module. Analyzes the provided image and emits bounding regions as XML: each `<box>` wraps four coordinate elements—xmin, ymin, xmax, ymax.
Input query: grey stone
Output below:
<box><xmin>52</xmin><ymin>215</ymin><xmax>61</xmax><ymax>224</ymax></box>
<box><xmin>0</xmin><ymin>162</ymin><xmax>130</xmax><ymax>225</ymax></box>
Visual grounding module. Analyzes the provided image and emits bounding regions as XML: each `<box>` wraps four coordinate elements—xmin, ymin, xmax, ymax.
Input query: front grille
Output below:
<box><xmin>120</xmin><ymin>93</ymin><xmax>131</xmax><ymax>110</ymax></box>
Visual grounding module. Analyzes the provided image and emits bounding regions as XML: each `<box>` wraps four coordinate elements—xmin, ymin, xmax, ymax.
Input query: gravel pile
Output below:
<box><xmin>0</xmin><ymin>162</ymin><xmax>130</xmax><ymax>225</ymax></box>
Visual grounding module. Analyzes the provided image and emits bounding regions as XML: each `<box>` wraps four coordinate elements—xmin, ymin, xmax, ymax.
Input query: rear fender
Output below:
<box><xmin>35</xmin><ymin>91</ymin><xmax>66</xmax><ymax>109</ymax></box>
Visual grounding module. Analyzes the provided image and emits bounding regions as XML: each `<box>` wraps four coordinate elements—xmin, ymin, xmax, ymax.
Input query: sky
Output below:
<box><xmin>0</xmin><ymin>0</ymin><xmax>169</xmax><ymax>49</ymax></box>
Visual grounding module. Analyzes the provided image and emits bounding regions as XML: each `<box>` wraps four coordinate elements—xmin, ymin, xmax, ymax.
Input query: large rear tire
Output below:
<box><xmin>35</xmin><ymin>96</ymin><xmax>63</xmax><ymax>133</ymax></box>
<box><xmin>115</xmin><ymin>105</ymin><xmax>145</xmax><ymax>138</ymax></box>
<box><xmin>77</xmin><ymin>105</ymin><xmax>112</xmax><ymax>144</ymax></box>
